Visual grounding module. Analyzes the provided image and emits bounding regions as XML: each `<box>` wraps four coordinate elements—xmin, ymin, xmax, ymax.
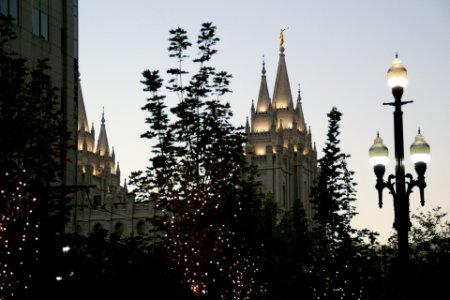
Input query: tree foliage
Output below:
<box><xmin>260</xmin><ymin>195</ymin><xmax>314</xmax><ymax>300</ymax></box>
<box><xmin>0</xmin><ymin>15</ymin><xmax>70</xmax><ymax>299</ymax></box>
<box><xmin>309</xmin><ymin>106</ymin><xmax>377</xmax><ymax>299</ymax></box>
<box><xmin>386</xmin><ymin>206</ymin><xmax>450</xmax><ymax>299</ymax></box>
<box><xmin>129</xmin><ymin>22</ymin><xmax>265</xmax><ymax>299</ymax></box>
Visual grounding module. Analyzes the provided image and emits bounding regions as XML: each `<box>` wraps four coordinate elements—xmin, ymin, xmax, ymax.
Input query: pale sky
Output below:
<box><xmin>78</xmin><ymin>0</ymin><xmax>450</xmax><ymax>244</ymax></box>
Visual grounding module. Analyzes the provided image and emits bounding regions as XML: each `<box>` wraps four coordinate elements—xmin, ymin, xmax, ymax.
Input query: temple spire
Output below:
<box><xmin>245</xmin><ymin>116</ymin><xmax>250</xmax><ymax>135</ymax></box>
<box><xmin>296</xmin><ymin>83</ymin><xmax>306</xmax><ymax>131</ymax></box>
<box><xmin>256</xmin><ymin>55</ymin><xmax>271</xmax><ymax>113</ymax></box>
<box><xmin>77</xmin><ymin>83</ymin><xmax>89</xmax><ymax>132</ymax></box>
<box><xmin>272</xmin><ymin>32</ymin><xmax>293</xmax><ymax>110</ymax></box>
<box><xmin>96</xmin><ymin>108</ymin><xmax>110</xmax><ymax>156</ymax></box>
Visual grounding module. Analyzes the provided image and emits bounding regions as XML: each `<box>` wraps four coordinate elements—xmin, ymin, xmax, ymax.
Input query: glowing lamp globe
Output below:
<box><xmin>387</xmin><ymin>54</ymin><xmax>408</xmax><ymax>88</ymax></box>
<box><xmin>369</xmin><ymin>133</ymin><xmax>389</xmax><ymax>166</ymax></box>
<box><xmin>410</xmin><ymin>131</ymin><xmax>431</xmax><ymax>164</ymax></box>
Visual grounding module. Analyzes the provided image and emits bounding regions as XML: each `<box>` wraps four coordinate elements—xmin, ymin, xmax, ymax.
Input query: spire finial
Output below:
<box><xmin>101</xmin><ymin>106</ymin><xmax>105</xmax><ymax>124</ymax></box>
<box><xmin>395</xmin><ymin>52</ymin><xmax>398</xmax><ymax>59</ymax></box>
<box><xmin>297</xmin><ymin>83</ymin><xmax>302</xmax><ymax>102</ymax></box>
<box><xmin>262</xmin><ymin>55</ymin><xmax>266</xmax><ymax>75</ymax></box>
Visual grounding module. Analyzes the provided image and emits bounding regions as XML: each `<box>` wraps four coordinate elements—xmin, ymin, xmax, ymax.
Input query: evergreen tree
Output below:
<box><xmin>309</xmin><ymin>106</ymin><xmax>365</xmax><ymax>299</ymax></box>
<box><xmin>0</xmin><ymin>15</ymin><xmax>70</xmax><ymax>299</ymax></box>
<box><xmin>130</xmin><ymin>22</ymin><xmax>265</xmax><ymax>299</ymax></box>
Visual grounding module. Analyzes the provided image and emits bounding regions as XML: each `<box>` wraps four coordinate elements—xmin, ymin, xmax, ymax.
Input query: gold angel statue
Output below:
<box><xmin>279</xmin><ymin>27</ymin><xmax>289</xmax><ymax>46</ymax></box>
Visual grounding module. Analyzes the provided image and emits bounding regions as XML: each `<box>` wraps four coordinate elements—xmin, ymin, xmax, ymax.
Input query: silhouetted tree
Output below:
<box><xmin>385</xmin><ymin>207</ymin><xmax>450</xmax><ymax>299</ymax></box>
<box><xmin>260</xmin><ymin>196</ymin><xmax>314</xmax><ymax>300</ymax></box>
<box><xmin>0</xmin><ymin>15</ymin><xmax>70</xmax><ymax>299</ymax></box>
<box><xmin>309</xmin><ymin>107</ymin><xmax>370</xmax><ymax>299</ymax></box>
<box><xmin>129</xmin><ymin>22</ymin><xmax>265</xmax><ymax>299</ymax></box>
<box><xmin>54</xmin><ymin>232</ymin><xmax>192</xmax><ymax>300</ymax></box>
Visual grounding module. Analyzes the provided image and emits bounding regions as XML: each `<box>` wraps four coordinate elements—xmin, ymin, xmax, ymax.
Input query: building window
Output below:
<box><xmin>32</xmin><ymin>8</ymin><xmax>48</xmax><ymax>40</ymax></box>
<box><xmin>114</xmin><ymin>222</ymin><xmax>124</xmax><ymax>236</ymax></box>
<box><xmin>0</xmin><ymin>0</ymin><xmax>18</xmax><ymax>22</ymax></box>
<box><xmin>92</xmin><ymin>195</ymin><xmax>101</xmax><ymax>208</ymax></box>
<box><xmin>136</xmin><ymin>221</ymin><xmax>146</xmax><ymax>235</ymax></box>
<box><xmin>32</xmin><ymin>1</ymin><xmax>49</xmax><ymax>40</ymax></box>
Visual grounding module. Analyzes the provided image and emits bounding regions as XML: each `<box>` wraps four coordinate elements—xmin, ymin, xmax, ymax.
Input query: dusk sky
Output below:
<box><xmin>78</xmin><ymin>0</ymin><xmax>450</xmax><ymax>244</ymax></box>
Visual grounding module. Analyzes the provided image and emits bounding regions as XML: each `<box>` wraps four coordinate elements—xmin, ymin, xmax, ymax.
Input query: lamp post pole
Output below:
<box><xmin>385</xmin><ymin>85</ymin><xmax>411</xmax><ymax>270</ymax></box>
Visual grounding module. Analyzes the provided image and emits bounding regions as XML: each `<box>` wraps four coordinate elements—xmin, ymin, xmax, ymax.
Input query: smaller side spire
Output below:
<box><xmin>124</xmin><ymin>179</ymin><xmax>128</xmax><ymax>193</ymax></box>
<box><xmin>245</xmin><ymin>116</ymin><xmax>250</xmax><ymax>135</ymax></box>
<box><xmin>96</xmin><ymin>108</ymin><xmax>110</xmax><ymax>157</ymax></box>
<box><xmin>116</xmin><ymin>161</ymin><xmax>121</xmax><ymax>178</ymax></box>
<box><xmin>295</xmin><ymin>83</ymin><xmax>306</xmax><ymax>132</ymax></box>
<box><xmin>256</xmin><ymin>55</ymin><xmax>271</xmax><ymax>113</ymax></box>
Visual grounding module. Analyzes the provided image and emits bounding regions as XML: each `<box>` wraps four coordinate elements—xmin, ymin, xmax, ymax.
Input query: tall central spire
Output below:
<box><xmin>272</xmin><ymin>32</ymin><xmax>293</xmax><ymax>110</ymax></box>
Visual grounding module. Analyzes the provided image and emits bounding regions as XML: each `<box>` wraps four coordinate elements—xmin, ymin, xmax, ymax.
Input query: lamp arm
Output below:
<box><xmin>385</xmin><ymin>174</ymin><xmax>396</xmax><ymax>198</ymax></box>
<box><xmin>405</xmin><ymin>173</ymin><xmax>416</xmax><ymax>196</ymax></box>
<box><xmin>375</xmin><ymin>174</ymin><xmax>396</xmax><ymax>208</ymax></box>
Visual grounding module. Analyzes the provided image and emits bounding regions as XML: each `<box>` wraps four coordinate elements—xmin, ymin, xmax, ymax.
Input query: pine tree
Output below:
<box><xmin>130</xmin><ymin>22</ymin><xmax>265</xmax><ymax>299</ymax></box>
<box><xmin>309</xmin><ymin>106</ymin><xmax>364</xmax><ymax>299</ymax></box>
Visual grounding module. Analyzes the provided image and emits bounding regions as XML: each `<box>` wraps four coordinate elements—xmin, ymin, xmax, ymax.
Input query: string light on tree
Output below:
<box><xmin>0</xmin><ymin>171</ymin><xmax>40</xmax><ymax>299</ymax></box>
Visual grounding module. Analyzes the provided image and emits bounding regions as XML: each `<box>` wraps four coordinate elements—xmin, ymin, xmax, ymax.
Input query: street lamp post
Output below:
<box><xmin>369</xmin><ymin>54</ymin><xmax>430</xmax><ymax>299</ymax></box>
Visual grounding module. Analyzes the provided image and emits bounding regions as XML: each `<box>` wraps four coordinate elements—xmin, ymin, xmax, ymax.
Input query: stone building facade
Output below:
<box><xmin>2</xmin><ymin>0</ymin><xmax>79</xmax><ymax>191</ymax></box>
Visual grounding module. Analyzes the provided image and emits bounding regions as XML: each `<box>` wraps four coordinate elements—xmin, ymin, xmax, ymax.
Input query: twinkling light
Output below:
<box><xmin>0</xmin><ymin>171</ymin><xmax>40</xmax><ymax>299</ymax></box>
<box><xmin>159</xmin><ymin>183</ymin><xmax>266</xmax><ymax>300</ymax></box>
